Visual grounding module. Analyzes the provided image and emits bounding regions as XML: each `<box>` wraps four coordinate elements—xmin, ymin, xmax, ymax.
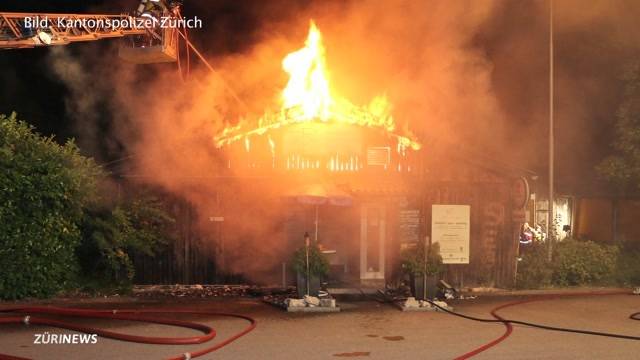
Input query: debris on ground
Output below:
<box><xmin>263</xmin><ymin>290</ymin><xmax>339</xmax><ymax>312</ymax></box>
<box><xmin>403</xmin><ymin>297</ymin><xmax>420</xmax><ymax>308</ymax></box>
<box><xmin>132</xmin><ymin>284</ymin><xmax>253</xmax><ymax>299</ymax></box>
<box><xmin>439</xmin><ymin>280</ymin><xmax>457</xmax><ymax>300</ymax></box>
<box><xmin>395</xmin><ymin>296</ymin><xmax>453</xmax><ymax>312</ymax></box>
<box><xmin>285</xmin><ymin>298</ymin><xmax>306</xmax><ymax>307</ymax></box>
<box><xmin>304</xmin><ymin>295</ymin><xmax>321</xmax><ymax>306</ymax></box>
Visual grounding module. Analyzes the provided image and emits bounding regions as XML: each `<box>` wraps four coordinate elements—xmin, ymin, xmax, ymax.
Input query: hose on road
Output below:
<box><xmin>0</xmin><ymin>306</ymin><xmax>256</xmax><ymax>360</ymax></box>
<box><xmin>423</xmin><ymin>291</ymin><xmax>639</xmax><ymax>359</ymax></box>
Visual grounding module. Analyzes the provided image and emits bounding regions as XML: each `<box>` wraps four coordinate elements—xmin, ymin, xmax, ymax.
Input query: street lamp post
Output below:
<box><xmin>548</xmin><ymin>0</ymin><xmax>555</xmax><ymax>261</ymax></box>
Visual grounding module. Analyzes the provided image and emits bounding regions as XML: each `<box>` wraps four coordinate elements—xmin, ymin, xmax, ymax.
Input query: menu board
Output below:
<box><xmin>432</xmin><ymin>205</ymin><xmax>470</xmax><ymax>264</ymax></box>
<box><xmin>398</xmin><ymin>209</ymin><xmax>420</xmax><ymax>243</ymax></box>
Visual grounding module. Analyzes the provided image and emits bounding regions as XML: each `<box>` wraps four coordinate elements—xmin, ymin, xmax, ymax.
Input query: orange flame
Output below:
<box><xmin>281</xmin><ymin>21</ymin><xmax>331</xmax><ymax>121</ymax></box>
<box><xmin>215</xmin><ymin>21</ymin><xmax>420</xmax><ymax>151</ymax></box>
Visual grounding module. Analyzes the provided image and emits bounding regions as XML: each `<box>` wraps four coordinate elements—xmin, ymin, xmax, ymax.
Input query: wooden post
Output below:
<box><xmin>282</xmin><ymin>262</ymin><xmax>287</xmax><ymax>289</ymax></box>
<box><xmin>305</xmin><ymin>232</ymin><xmax>310</xmax><ymax>296</ymax></box>
<box><xmin>612</xmin><ymin>199</ymin><xmax>619</xmax><ymax>243</ymax></box>
<box><xmin>423</xmin><ymin>235</ymin><xmax>429</xmax><ymax>300</ymax></box>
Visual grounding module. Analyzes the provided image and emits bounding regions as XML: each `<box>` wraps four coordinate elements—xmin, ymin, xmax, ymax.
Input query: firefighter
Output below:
<box><xmin>138</xmin><ymin>0</ymin><xmax>166</xmax><ymax>31</ymax></box>
<box><xmin>136</xmin><ymin>0</ymin><xmax>165</xmax><ymax>18</ymax></box>
<box><xmin>134</xmin><ymin>0</ymin><xmax>166</xmax><ymax>46</ymax></box>
<box><xmin>518</xmin><ymin>222</ymin><xmax>535</xmax><ymax>260</ymax></box>
<box><xmin>534</xmin><ymin>223</ymin><xmax>548</xmax><ymax>242</ymax></box>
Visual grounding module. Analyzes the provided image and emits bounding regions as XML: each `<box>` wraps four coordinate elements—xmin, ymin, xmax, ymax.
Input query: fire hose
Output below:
<box><xmin>1</xmin><ymin>294</ymin><xmax>636</xmax><ymax>359</ymax></box>
<box><xmin>0</xmin><ymin>306</ymin><xmax>256</xmax><ymax>360</ymax></box>
<box><xmin>422</xmin><ymin>291</ymin><xmax>640</xmax><ymax>359</ymax></box>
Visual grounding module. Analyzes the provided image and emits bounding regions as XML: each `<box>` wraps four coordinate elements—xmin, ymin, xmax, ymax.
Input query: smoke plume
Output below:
<box><xmin>48</xmin><ymin>0</ymin><xmax>640</xmax><ymax>282</ymax></box>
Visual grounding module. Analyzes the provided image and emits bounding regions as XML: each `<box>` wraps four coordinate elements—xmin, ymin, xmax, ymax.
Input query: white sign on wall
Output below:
<box><xmin>432</xmin><ymin>205</ymin><xmax>470</xmax><ymax>264</ymax></box>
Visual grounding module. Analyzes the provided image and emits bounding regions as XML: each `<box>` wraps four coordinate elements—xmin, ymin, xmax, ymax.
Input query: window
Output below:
<box><xmin>367</xmin><ymin>147</ymin><xmax>390</xmax><ymax>166</ymax></box>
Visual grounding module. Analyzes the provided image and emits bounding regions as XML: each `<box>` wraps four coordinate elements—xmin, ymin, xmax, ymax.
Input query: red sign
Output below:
<box><xmin>511</xmin><ymin>177</ymin><xmax>530</xmax><ymax>209</ymax></box>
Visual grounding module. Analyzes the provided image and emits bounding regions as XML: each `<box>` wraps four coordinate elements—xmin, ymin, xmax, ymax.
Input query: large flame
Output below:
<box><xmin>281</xmin><ymin>21</ymin><xmax>331</xmax><ymax>121</ymax></box>
<box><xmin>215</xmin><ymin>21</ymin><xmax>420</xmax><ymax>151</ymax></box>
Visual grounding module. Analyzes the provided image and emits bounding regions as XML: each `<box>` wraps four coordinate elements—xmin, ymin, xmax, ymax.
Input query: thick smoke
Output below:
<box><xmin>48</xmin><ymin>0</ymin><xmax>640</xmax><ymax>282</ymax></box>
<box><xmin>49</xmin><ymin>47</ymin><xmax>106</xmax><ymax>156</ymax></box>
<box><xmin>310</xmin><ymin>1</ymin><xmax>505</xmax><ymax>151</ymax></box>
<box><xmin>480</xmin><ymin>0</ymin><xmax>640</xmax><ymax>179</ymax></box>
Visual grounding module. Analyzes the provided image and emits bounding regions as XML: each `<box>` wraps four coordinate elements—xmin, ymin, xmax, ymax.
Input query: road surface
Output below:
<box><xmin>1</xmin><ymin>293</ymin><xmax>639</xmax><ymax>359</ymax></box>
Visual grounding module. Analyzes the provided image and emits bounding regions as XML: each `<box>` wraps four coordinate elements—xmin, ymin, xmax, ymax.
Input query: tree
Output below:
<box><xmin>78</xmin><ymin>194</ymin><xmax>174</xmax><ymax>288</ymax></box>
<box><xmin>0</xmin><ymin>113</ymin><xmax>175</xmax><ymax>298</ymax></box>
<box><xmin>597</xmin><ymin>64</ymin><xmax>640</xmax><ymax>189</ymax></box>
<box><xmin>0</xmin><ymin>113</ymin><xmax>102</xmax><ymax>299</ymax></box>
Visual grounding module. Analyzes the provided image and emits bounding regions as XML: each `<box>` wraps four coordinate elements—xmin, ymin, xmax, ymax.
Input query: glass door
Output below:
<box><xmin>360</xmin><ymin>204</ymin><xmax>385</xmax><ymax>280</ymax></box>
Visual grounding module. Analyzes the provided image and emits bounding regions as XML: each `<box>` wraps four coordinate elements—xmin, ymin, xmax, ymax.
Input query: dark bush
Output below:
<box><xmin>78</xmin><ymin>195</ymin><xmax>174</xmax><ymax>290</ymax></box>
<box><xmin>290</xmin><ymin>244</ymin><xmax>330</xmax><ymax>277</ymax></box>
<box><xmin>400</xmin><ymin>242</ymin><xmax>444</xmax><ymax>276</ymax></box>
<box><xmin>552</xmin><ymin>239</ymin><xmax>618</xmax><ymax>286</ymax></box>
<box><xmin>516</xmin><ymin>243</ymin><xmax>552</xmax><ymax>289</ymax></box>
<box><xmin>615</xmin><ymin>245</ymin><xmax>640</xmax><ymax>286</ymax></box>
<box><xmin>516</xmin><ymin>238</ymin><xmax>623</xmax><ymax>289</ymax></box>
<box><xmin>0</xmin><ymin>113</ymin><xmax>101</xmax><ymax>299</ymax></box>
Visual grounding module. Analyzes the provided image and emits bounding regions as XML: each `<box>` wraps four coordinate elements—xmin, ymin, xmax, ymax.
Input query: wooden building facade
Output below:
<box><xmin>134</xmin><ymin>121</ymin><xmax>533</xmax><ymax>288</ymax></box>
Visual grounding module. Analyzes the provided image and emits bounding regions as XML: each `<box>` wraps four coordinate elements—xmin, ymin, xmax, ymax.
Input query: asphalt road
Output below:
<box><xmin>1</xmin><ymin>293</ymin><xmax>639</xmax><ymax>359</ymax></box>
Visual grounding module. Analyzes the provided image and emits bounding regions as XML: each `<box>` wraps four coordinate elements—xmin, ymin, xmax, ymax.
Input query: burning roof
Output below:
<box><xmin>214</xmin><ymin>21</ymin><xmax>421</xmax><ymax>152</ymax></box>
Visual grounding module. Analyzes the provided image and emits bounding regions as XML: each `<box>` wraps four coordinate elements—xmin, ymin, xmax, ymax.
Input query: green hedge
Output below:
<box><xmin>552</xmin><ymin>239</ymin><xmax>618</xmax><ymax>286</ymax></box>
<box><xmin>400</xmin><ymin>242</ymin><xmax>444</xmax><ymax>276</ymax></box>
<box><xmin>290</xmin><ymin>244</ymin><xmax>330</xmax><ymax>278</ymax></box>
<box><xmin>78</xmin><ymin>196</ymin><xmax>173</xmax><ymax>289</ymax></box>
<box><xmin>516</xmin><ymin>238</ymin><xmax>637</xmax><ymax>289</ymax></box>
<box><xmin>0</xmin><ymin>113</ymin><xmax>101</xmax><ymax>299</ymax></box>
<box><xmin>615</xmin><ymin>247</ymin><xmax>640</xmax><ymax>286</ymax></box>
<box><xmin>515</xmin><ymin>243</ymin><xmax>553</xmax><ymax>289</ymax></box>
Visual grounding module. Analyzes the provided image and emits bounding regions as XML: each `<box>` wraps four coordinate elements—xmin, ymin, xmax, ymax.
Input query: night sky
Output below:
<box><xmin>2</xmin><ymin>0</ymin><xmax>640</xmax><ymax>189</ymax></box>
<box><xmin>0</xmin><ymin>0</ymin><xmax>285</xmax><ymax>141</ymax></box>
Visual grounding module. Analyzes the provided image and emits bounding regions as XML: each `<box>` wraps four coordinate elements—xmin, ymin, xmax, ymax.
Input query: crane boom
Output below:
<box><xmin>1</xmin><ymin>2</ymin><xmax>250</xmax><ymax>113</ymax></box>
<box><xmin>0</xmin><ymin>12</ymin><xmax>161</xmax><ymax>49</ymax></box>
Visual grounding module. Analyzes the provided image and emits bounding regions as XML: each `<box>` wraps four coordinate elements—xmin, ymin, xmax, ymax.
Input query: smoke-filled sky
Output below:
<box><xmin>2</xmin><ymin>0</ymin><xmax>640</xmax><ymax>185</ymax></box>
<box><xmin>3</xmin><ymin>0</ymin><xmax>640</xmax><ymax>279</ymax></box>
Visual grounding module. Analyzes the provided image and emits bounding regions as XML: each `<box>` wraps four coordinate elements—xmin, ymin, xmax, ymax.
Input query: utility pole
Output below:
<box><xmin>548</xmin><ymin>0</ymin><xmax>555</xmax><ymax>261</ymax></box>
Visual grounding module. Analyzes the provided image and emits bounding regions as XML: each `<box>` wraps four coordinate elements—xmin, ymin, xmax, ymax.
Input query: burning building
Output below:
<box><xmin>134</xmin><ymin>21</ymin><xmax>533</xmax><ymax>289</ymax></box>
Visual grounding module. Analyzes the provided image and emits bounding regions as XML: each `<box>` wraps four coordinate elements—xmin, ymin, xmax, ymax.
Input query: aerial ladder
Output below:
<box><xmin>0</xmin><ymin>0</ymin><xmax>182</xmax><ymax>64</ymax></box>
<box><xmin>0</xmin><ymin>0</ymin><xmax>248</xmax><ymax>109</ymax></box>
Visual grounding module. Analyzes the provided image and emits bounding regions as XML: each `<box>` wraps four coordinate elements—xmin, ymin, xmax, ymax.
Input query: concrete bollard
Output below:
<box><xmin>320</xmin><ymin>298</ymin><xmax>336</xmax><ymax>307</ymax></box>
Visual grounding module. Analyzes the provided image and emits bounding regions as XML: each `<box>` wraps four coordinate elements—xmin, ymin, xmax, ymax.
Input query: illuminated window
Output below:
<box><xmin>367</xmin><ymin>147</ymin><xmax>390</xmax><ymax>166</ymax></box>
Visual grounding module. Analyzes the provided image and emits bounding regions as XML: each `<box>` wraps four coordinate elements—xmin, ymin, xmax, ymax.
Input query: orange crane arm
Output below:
<box><xmin>0</xmin><ymin>12</ymin><xmax>158</xmax><ymax>49</ymax></box>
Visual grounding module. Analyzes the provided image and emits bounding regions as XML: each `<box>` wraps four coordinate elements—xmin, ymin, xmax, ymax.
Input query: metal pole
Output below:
<box><xmin>612</xmin><ymin>200</ymin><xmax>619</xmax><ymax>243</ymax></box>
<box><xmin>314</xmin><ymin>205</ymin><xmax>319</xmax><ymax>242</ymax></box>
<box><xmin>282</xmin><ymin>262</ymin><xmax>287</xmax><ymax>289</ymax></box>
<box><xmin>305</xmin><ymin>233</ymin><xmax>310</xmax><ymax>296</ymax></box>
<box><xmin>175</xmin><ymin>29</ymin><xmax>249</xmax><ymax>113</ymax></box>
<box><xmin>548</xmin><ymin>0</ymin><xmax>555</xmax><ymax>261</ymax></box>
<box><xmin>423</xmin><ymin>236</ymin><xmax>428</xmax><ymax>300</ymax></box>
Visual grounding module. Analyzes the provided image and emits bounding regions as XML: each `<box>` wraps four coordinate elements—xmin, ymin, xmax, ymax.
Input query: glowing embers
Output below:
<box><xmin>214</xmin><ymin>20</ymin><xmax>421</xmax><ymax>152</ymax></box>
<box><xmin>328</xmin><ymin>154</ymin><xmax>361</xmax><ymax>172</ymax></box>
<box><xmin>225</xmin><ymin>122</ymin><xmax>418</xmax><ymax>172</ymax></box>
<box><xmin>284</xmin><ymin>154</ymin><xmax>362</xmax><ymax>172</ymax></box>
<box><xmin>285</xmin><ymin>155</ymin><xmax>321</xmax><ymax>170</ymax></box>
